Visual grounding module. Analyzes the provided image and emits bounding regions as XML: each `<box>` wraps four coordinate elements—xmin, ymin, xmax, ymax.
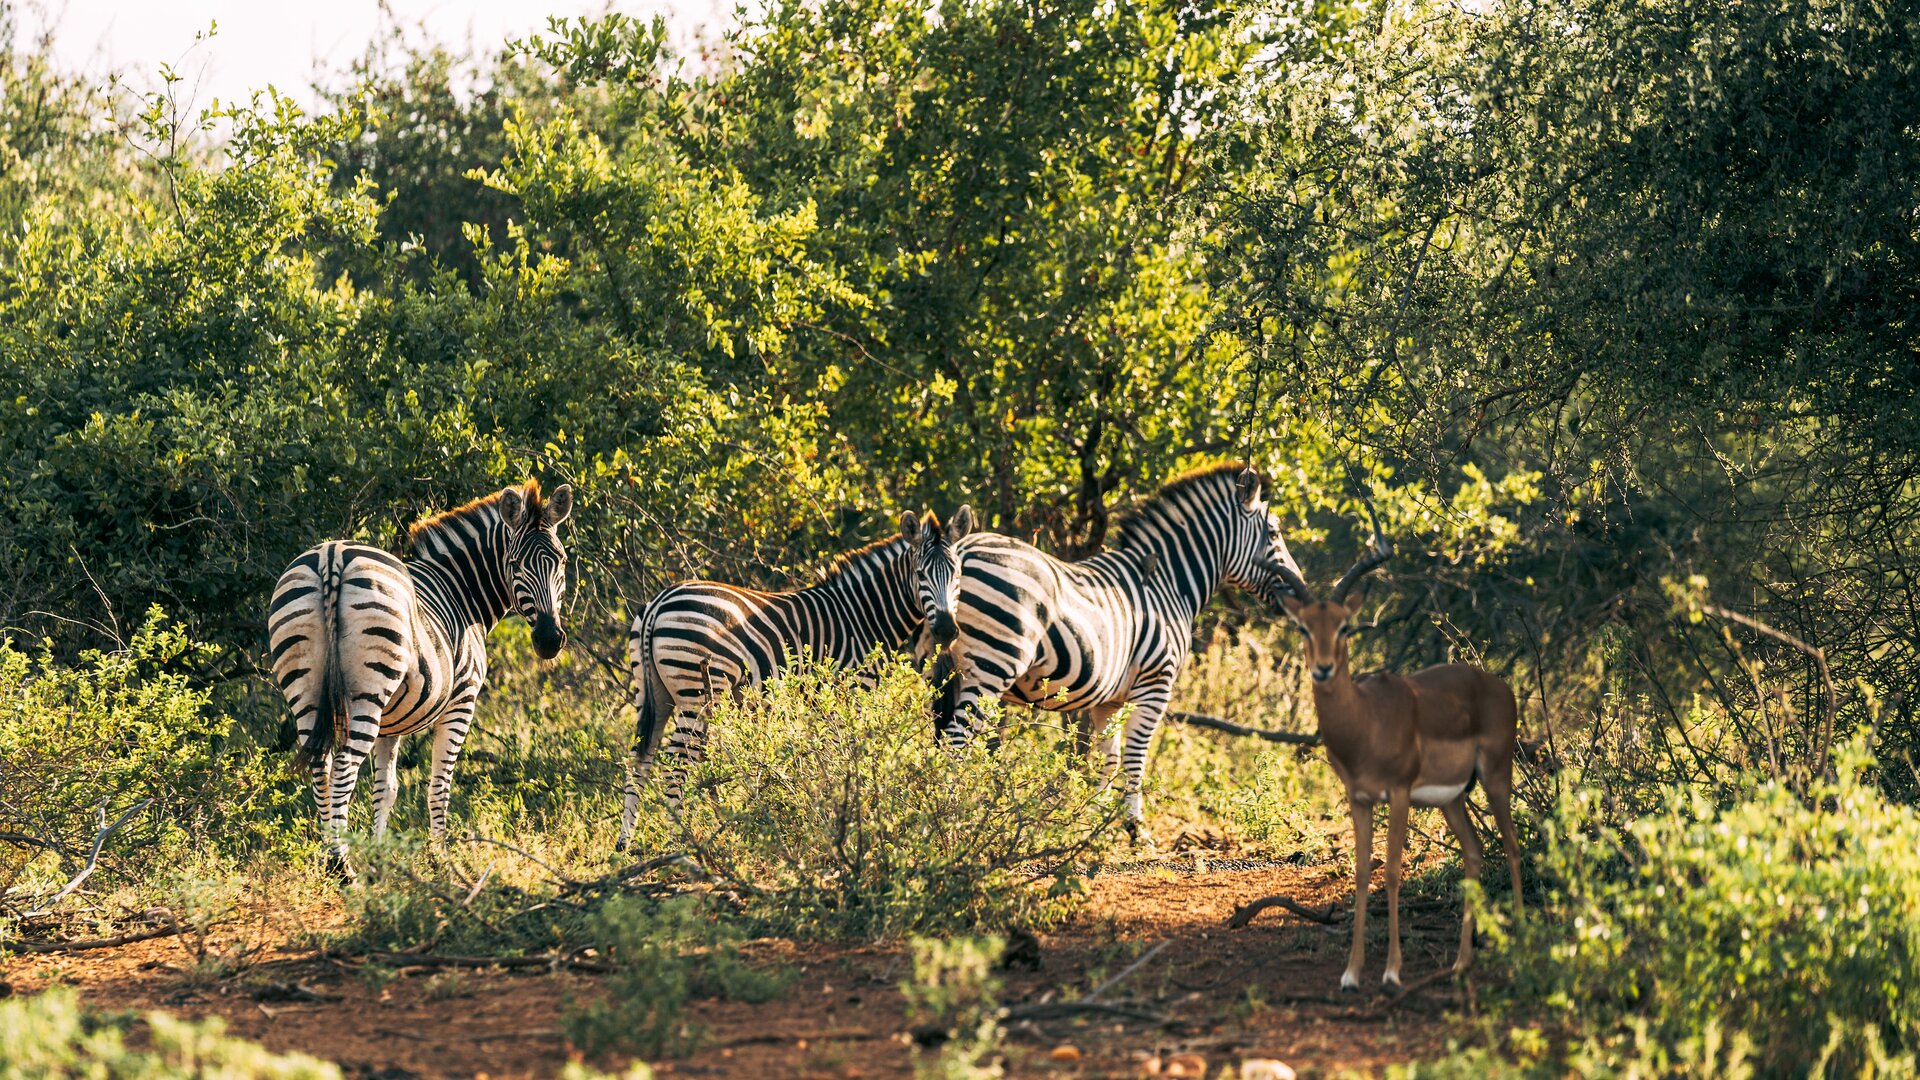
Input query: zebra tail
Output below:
<box><xmin>294</xmin><ymin>549</ymin><xmax>345</xmax><ymax>770</ymax></box>
<box><xmin>632</xmin><ymin>616</ymin><xmax>672</xmax><ymax>766</ymax></box>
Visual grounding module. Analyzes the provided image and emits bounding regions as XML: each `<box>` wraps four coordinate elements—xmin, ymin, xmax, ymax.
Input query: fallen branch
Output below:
<box><xmin>716</xmin><ymin>1029</ymin><xmax>886</xmax><ymax>1047</ymax></box>
<box><xmin>1003</xmin><ymin>1000</ymin><xmax>1172</xmax><ymax>1026</ymax></box>
<box><xmin>363</xmin><ymin>951</ymin><xmax>613</xmax><ymax>974</ymax></box>
<box><xmin>1087</xmin><ymin>940</ymin><xmax>1169</xmax><ymax>1001</ymax></box>
<box><xmin>24</xmin><ymin>798</ymin><xmax>152</xmax><ymax>917</ymax></box>
<box><xmin>1225</xmin><ymin>894</ymin><xmax>1338</xmax><ymax>929</ymax></box>
<box><xmin>1166</xmin><ymin>711</ymin><xmax>1319</xmax><ymax>746</ymax></box>
<box><xmin>8</xmin><ymin>920</ymin><xmax>184</xmax><ymax>953</ymax></box>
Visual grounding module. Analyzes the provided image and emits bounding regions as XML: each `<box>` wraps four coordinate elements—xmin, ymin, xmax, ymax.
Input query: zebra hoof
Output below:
<box><xmin>613</xmin><ymin>838</ymin><xmax>630</xmax><ymax>855</ymax></box>
<box><xmin>1123</xmin><ymin>820</ymin><xmax>1158</xmax><ymax>853</ymax></box>
<box><xmin>324</xmin><ymin>850</ymin><xmax>357</xmax><ymax>886</ymax></box>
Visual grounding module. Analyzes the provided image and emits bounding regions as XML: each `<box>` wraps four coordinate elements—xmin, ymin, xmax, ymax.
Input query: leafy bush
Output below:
<box><xmin>667</xmin><ymin>659</ymin><xmax>1118</xmax><ymax>940</ymax></box>
<box><xmin>0</xmin><ymin>988</ymin><xmax>339</xmax><ymax>1079</ymax></box>
<box><xmin>902</xmin><ymin>935</ymin><xmax>1006</xmax><ymax>1080</ymax></box>
<box><xmin>0</xmin><ymin>609</ymin><xmax>304</xmax><ymax>906</ymax></box>
<box><xmin>1482</xmin><ymin>736</ymin><xmax>1920</xmax><ymax>1076</ymax></box>
<box><xmin>561</xmin><ymin>895</ymin><xmax>791</xmax><ymax>1060</ymax></box>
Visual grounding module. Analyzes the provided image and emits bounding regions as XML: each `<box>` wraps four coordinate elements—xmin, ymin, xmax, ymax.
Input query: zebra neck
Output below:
<box><xmin>814</xmin><ymin>541</ymin><xmax>918</xmax><ymax>647</ymax></box>
<box><xmin>407</xmin><ymin>513</ymin><xmax>515</xmax><ymax>635</ymax></box>
<box><xmin>1118</xmin><ymin>532</ymin><xmax>1217</xmax><ymax>621</ymax></box>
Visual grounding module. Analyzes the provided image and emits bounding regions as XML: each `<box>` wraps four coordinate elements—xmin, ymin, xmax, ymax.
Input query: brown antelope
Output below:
<box><xmin>1260</xmin><ymin>506</ymin><xmax>1523</xmax><ymax>991</ymax></box>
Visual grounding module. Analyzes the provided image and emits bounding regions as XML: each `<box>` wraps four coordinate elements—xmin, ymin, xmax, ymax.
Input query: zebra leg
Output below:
<box><xmin>426</xmin><ymin>696</ymin><xmax>479</xmax><ymax>845</ymax></box>
<box><xmin>369</xmin><ymin>735</ymin><xmax>401</xmax><ymax>837</ymax></box>
<box><xmin>1117</xmin><ymin>691</ymin><xmax>1173</xmax><ymax>849</ymax></box>
<box><xmin>325</xmin><ymin>714</ymin><xmax>383</xmax><ymax>879</ymax></box>
<box><xmin>659</xmin><ymin>705</ymin><xmax>707</xmax><ymax>813</ymax></box>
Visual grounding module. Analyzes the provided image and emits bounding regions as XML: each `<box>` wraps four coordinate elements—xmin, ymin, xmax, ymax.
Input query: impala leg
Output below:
<box><xmin>369</xmin><ymin>735</ymin><xmax>400</xmax><ymax>836</ymax></box>
<box><xmin>1382</xmin><ymin>791</ymin><xmax>1409</xmax><ymax>988</ymax></box>
<box><xmin>1484</xmin><ymin>760</ymin><xmax>1525</xmax><ymax>914</ymax></box>
<box><xmin>1342</xmin><ymin>799</ymin><xmax>1373</xmax><ymax>991</ymax></box>
<box><xmin>1439</xmin><ymin>798</ymin><xmax>1484</xmax><ymax>974</ymax></box>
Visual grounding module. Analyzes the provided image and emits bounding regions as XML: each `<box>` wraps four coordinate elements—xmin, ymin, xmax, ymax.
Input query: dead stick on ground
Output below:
<box><xmin>1087</xmin><ymin>939</ymin><xmax>1170</xmax><ymax>1001</ymax></box>
<box><xmin>717</xmin><ymin>1030</ymin><xmax>887</xmax><ymax>1047</ymax></box>
<box><xmin>363</xmin><ymin>951</ymin><xmax>613</xmax><ymax>974</ymax></box>
<box><xmin>1003</xmin><ymin>1001</ymin><xmax>1172</xmax><ymax>1026</ymax></box>
<box><xmin>1225</xmin><ymin>894</ymin><xmax>1338</xmax><ymax>929</ymax></box>
<box><xmin>25</xmin><ymin>798</ymin><xmax>152</xmax><ymax>917</ymax></box>
<box><xmin>9</xmin><ymin>921</ymin><xmax>184</xmax><ymax>954</ymax></box>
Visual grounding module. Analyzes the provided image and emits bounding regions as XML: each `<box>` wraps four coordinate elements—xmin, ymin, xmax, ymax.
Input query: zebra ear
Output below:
<box><xmin>542</xmin><ymin>484</ymin><xmax>573</xmax><ymax>528</ymax></box>
<box><xmin>947</xmin><ymin>504</ymin><xmax>975</xmax><ymax>542</ymax></box>
<box><xmin>899</xmin><ymin>510</ymin><xmax>923</xmax><ymax>541</ymax></box>
<box><xmin>498</xmin><ymin>486</ymin><xmax>528</xmax><ymax>529</ymax></box>
<box><xmin>1235</xmin><ymin>469</ymin><xmax>1263</xmax><ymax>510</ymax></box>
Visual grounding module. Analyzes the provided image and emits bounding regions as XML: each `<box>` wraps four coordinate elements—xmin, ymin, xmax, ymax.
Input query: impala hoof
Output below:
<box><xmin>1339</xmin><ymin>970</ymin><xmax>1361</xmax><ymax>992</ymax></box>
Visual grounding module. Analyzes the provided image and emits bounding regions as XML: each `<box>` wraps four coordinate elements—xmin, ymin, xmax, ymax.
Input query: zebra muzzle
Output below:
<box><xmin>930</xmin><ymin>611</ymin><xmax>958</xmax><ymax>644</ymax></box>
<box><xmin>531</xmin><ymin>613</ymin><xmax>566</xmax><ymax>659</ymax></box>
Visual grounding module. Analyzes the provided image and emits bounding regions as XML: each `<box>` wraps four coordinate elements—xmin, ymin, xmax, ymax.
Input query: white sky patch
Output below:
<box><xmin>32</xmin><ymin>0</ymin><xmax>738</xmax><ymax>111</ymax></box>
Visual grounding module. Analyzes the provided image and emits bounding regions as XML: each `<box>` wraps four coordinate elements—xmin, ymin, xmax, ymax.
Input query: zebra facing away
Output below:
<box><xmin>923</xmin><ymin>464</ymin><xmax>1303</xmax><ymax>842</ymax></box>
<box><xmin>615</xmin><ymin>507</ymin><xmax>971</xmax><ymax>851</ymax></box>
<box><xmin>268</xmin><ymin>481</ymin><xmax>573</xmax><ymax>880</ymax></box>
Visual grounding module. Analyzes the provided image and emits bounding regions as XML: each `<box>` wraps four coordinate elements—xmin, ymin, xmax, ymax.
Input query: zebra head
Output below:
<box><xmin>905</xmin><ymin>504</ymin><xmax>973</xmax><ymax>645</ymax></box>
<box><xmin>1224</xmin><ymin>470</ymin><xmax>1306</xmax><ymax>608</ymax></box>
<box><xmin>500</xmin><ymin>480</ymin><xmax>574</xmax><ymax>660</ymax></box>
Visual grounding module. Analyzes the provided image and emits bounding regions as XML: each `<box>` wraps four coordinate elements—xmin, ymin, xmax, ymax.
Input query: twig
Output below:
<box><xmin>1166</xmin><ymin>711</ymin><xmax>1320</xmax><ymax>746</ymax></box>
<box><xmin>1700</xmin><ymin>603</ymin><xmax>1839</xmax><ymax>779</ymax></box>
<box><xmin>26</xmin><ymin>798</ymin><xmax>152</xmax><ymax>916</ymax></box>
<box><xmin>1087</xmin><ymin>940</ymin><xmax>1170</xmax><ymax>1001</ymax></box>
<box><xmin>1002</xmin><ymin>1000</ymin><xmax>1172</xmax><ymax>1026</ymax></box>
<box><xmin>450</xmin><ymin>836</ymin><xmax>581</xmax><ymax>889</ymax></box>
<box><xmin>1225</xmin><ymin>894</ymin><xmax>1338</xmax><ymax>929</ymax></box>
<box><xmin>716</xmin><ymin>1029</ymin><xmax>886</xmax><ymax>1047</ymax></box>
<box><xmin>8</xmin><ymin>920</ymin><xmax>184</xmax><ymax>953</ymax></box>
<box><xmin>363</xmin><ymin>951</ymin><xmax>613</xmax><ymax>974</ymax></box>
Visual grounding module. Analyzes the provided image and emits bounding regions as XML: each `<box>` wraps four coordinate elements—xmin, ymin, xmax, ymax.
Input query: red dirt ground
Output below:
<box><xmin>7</xmin><ymin>852</ymin><xmax>1473</xmax><ymax>1078</ymax></box>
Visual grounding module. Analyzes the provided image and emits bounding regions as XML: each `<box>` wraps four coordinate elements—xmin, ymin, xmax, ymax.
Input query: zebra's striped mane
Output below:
<box><xmin>407</xmin><ymin>480</ymin><xmax>542</xmax><ymax>546</ymax></box>
<box><xmin>807</xmin><ymin>513</ymin><xmax>934</xmax><ymax>588</ymax></box>
<box><xmin>1111</xmin><ymin>462</ymin><xmax>1264</xmax><ymax>550</ymax></box>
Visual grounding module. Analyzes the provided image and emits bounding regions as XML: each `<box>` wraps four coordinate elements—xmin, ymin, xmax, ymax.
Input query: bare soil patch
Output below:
<box><xmin>7</xmin><ymin>856</ymin><xmax>1464</xmax><ymax>1078</ymax></box>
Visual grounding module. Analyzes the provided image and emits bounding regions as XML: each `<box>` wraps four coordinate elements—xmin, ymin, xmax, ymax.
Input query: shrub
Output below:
<box><xmin>901</xmin><ymin>935</ymin><xmax>1006</xmax><ymax>1080</ymax></box>
<box><xmin>561</xmin><ymin>895</ymin><xmax>791</xmax><ymax>1060</ymax></box>
<box><xmin>669</xmin><ymin>658</ymin><xmax>1119</xmax><ymax>940</ymax></box>
<box><xmin>1485</xmin><ymin>735</ymin><xmax>1920</xmax><ymax>1076</ymax></box>
<box><xmin>0</xmin><ymin>609</ymin><xmax>304</xmax><ymax>908</ymax></box>
<box><xmin>0</xmin><ymin>988</ymin><xmax>339</xmax><ymax>1079</ymax></box>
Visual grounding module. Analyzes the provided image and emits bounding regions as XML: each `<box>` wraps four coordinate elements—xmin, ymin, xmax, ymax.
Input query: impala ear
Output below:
<box><xmin>1342</xmin><ymin>584</ymin><xmax>1370</xmax><ymax>618</ymax></box>
<box><xmin>542</xmin><ymin>484</ymin><xmax>573</xmax><ymax>528</ymax></box>
<box><xmin>1235</xmin><ymin>469</ymin><xmax>1263</xmax><ymax>509</ymax></box>
<box><xmin>900</xmin><ymin>509</ymin><xmax>923</xmax><ymax>541</ymax></box>
<box><xmin>1280</xmin><ymin>593</ymin><xmax>1305</xmax><ymax>619</ymax></box>
<box><xmin>947</xmin><ymin>504</ymin><xmax>975</xmax><ymax>542</ymax></box>
<box><xmin>498</xmin><ymin>487</ymin><xmax>528</xmax><ymax>529</ymax></box>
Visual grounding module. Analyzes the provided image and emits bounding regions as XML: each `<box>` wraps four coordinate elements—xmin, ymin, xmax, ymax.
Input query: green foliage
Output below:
<box><xmin>902</xmin><ymin>935</ymin><xmax>1006</xmax><ymax>1080</ymax></box>
<box><xmin>1478</xmin><ymin>736</ymin><xmax>1920</xmax><ymax>1076</ymax></box>
<box><xmin>0</xmin><ymin>609</ymin><xmax>303</xmax><ymax>905</ymax></box>
<box><xmin>561</xmin><ymin>895</ymin><xmax>792</xmax><ymax>1060</ymax></box>
<box><xmin>0</xmin><ymin>987</ymin><xmax>340</xmax><ymax>1080</ymax></box>
<box><xmin>672</xmin><ymin>659</ymin><xmax>1118</xmax><ymax>939</ymax></box>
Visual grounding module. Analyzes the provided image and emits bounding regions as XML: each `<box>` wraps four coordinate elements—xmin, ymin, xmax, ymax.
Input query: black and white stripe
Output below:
<box><xmin>267</xmin><ymin>481</ymin><xmax>573</xmax><ymax>877</ymax></box>
<box><xmin>615</xmin><ymin>509</ymin><xmax>968</xmax><ymax>850</ymax></box>
<box><xmin>925</xmin><ymin>464</ymin><xmax>1301</xmax><ymax>837</ymax></box>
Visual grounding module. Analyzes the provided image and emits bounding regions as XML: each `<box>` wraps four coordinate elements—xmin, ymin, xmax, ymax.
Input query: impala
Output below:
<box><xmin>1261</xmin><ymin>504</ymin><xmax>1523</xmax><ymax>991</ymax></box>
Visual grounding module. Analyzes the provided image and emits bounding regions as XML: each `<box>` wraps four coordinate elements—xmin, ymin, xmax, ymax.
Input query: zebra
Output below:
<box><xmin>615</xmin><ymin>507</ymin><xmax>971</xmax><ymax>851</ymax></box>
<box><xmin>922</xmin><ymin>463</ymin><xmax>1302</xmax><ymax>842</ymax></box>
<box><xmin>267</xmin><ymin>480</ymin><xmax>573</xmax><ymax>879</ymax></box>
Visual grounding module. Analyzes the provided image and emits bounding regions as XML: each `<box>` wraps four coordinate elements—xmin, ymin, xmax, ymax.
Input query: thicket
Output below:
<box><xmin>1</xmin><ymin>0</ymin><xmax>1915</xmax><ymax>1069</ymax></box>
